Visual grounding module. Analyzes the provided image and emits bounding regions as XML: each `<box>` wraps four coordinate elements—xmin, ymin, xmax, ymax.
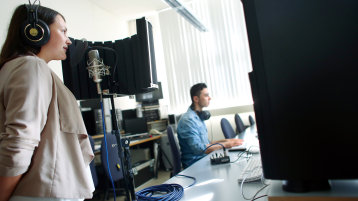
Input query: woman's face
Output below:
<box><xmin>37</xmin><ymin>15</ymin><xmax>72</xmax><ymax>63</ymax></box>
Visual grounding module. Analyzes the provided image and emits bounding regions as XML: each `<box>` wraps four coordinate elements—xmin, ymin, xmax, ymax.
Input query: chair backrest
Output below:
<box><xmin>235</xmin><ymin>114</ymin><xmax>246</xmax><ymax>134</ymax></box>
<box><xmin>249</xmin><ymin>115</ymin><xmax>255</xmax><ymax>126</ymax></box>
<box><xmin>167</xmin><ymin>125</ymin><xmax>182</xmax><ymax>176</ymax></box>
<box><xmin>220</xmin><ymin>118</ymin><xmax>236</xmax><ymax>139</ymax></box>
<box><xmin>101</xmin><ymin>134</ymin><xmax>124</xmax><ymax>181</ymax></box>
<box><xmin>88</xmin><ymin>135</ymin><xmax>98</xmax><ymax>187</ymax></box>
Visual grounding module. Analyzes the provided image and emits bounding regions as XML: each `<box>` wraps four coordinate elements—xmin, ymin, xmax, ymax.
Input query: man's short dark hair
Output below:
<box><xmin>190</xmin><ymin>83</ymin><xmax>207</xmax><ymax>103</ymax></box>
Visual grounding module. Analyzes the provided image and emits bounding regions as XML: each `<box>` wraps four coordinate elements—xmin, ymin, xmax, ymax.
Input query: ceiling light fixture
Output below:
<box><xmin>162</xmin><ymin>0</ymin><xmax>208</xmax><ymax>32</ymax></box>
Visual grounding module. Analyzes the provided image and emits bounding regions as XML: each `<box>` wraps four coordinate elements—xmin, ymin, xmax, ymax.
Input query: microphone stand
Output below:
<box><xmin>102</xmin><ymin>93</ymin><xmax>137</xmax><ymax>201</ymax></box>
<box><xmin>86</xmin><ymin>47</ymin><xmax>136</xmax><ymax>200</ymax></box>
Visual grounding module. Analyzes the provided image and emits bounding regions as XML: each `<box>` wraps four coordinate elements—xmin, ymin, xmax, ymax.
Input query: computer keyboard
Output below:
<box><xmin>237</xmin><ymin>156</ymin><xmax>263</xmax><ymax>183</ymax></box>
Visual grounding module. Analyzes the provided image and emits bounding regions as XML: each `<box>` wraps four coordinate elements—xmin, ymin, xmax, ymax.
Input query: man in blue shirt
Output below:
<box><xmin>177</xmin><ymin>83</ymin><xmax>243</xmax><ymax>168</ymax></box>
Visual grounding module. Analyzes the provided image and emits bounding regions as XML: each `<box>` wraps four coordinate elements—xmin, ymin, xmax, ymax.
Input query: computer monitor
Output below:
<box><xmin>242</xmin><ymin>0</ymin><xmax>358</xmax><ymax>192</ymax></box>
<box><xmin>135</xmin><ymin>82</ymin><xmax>163</xmax><ymax>103</ymax></box>
<box><xmin>123</xmin><ymin>117</ymin><xmax>148</xmax><ymax>135</ymax></box>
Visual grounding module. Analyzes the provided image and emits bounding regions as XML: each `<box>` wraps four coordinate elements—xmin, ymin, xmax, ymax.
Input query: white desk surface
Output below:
<box><xmin>163</xmin><ymin>125</ymin><xmax>358</xmax><ymax>201</ymax></box>
<box><xmin>164</xmin><ymin>126</ymin><xmax>268</xmax><ymax>201</ymax></box>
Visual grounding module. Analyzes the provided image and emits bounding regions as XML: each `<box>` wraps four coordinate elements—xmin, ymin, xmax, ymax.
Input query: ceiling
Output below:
<box><xmin>89</xmin><ymin>0</ymin><xmax>192</xmax><ymax>20</ymax></box>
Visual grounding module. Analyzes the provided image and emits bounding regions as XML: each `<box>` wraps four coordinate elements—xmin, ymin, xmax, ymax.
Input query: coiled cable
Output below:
<box><xmin>135</xmin><ymin>174</ymin><xmax>196</xmax><ymax>201</ymax></box>
<box><xmin>135</xmin><ymin>183</ymin><xmax>184</xmax><ymax>201</ymax></box>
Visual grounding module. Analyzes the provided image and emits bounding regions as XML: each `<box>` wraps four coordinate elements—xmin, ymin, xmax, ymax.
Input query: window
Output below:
<box><xmin>158</xmin><ymin>0</ymin><xmax>253</xmax><ymax>113</ymax></box>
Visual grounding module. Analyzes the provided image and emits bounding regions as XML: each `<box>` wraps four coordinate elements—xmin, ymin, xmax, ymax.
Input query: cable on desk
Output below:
<box><xmin>251</xmin><ymin>194</ymin><xmax>268</xmax><ymax>201</ymax></box>
<box><xmin>230</xmin><ymin>151</ymin><xmax>248</xmax><ymax>163</ymax></box>
<box><xmin>175</xmin><ymin>174</ymin><xmax>197</xmax><ymax>188</ymax></box>
<box><xmin>135</xmin><ymin>183</ymin><xmax>184</xmax><ymax>201</ymax></box>
<box><xmin>205</xmin><ymin>142</ymin><xmax>225</xmax><ymax>152</ymax></box>
<box><xmin>240</xmin><ymin>178</ymin><xmax>269</xmax><ymax>201</ymax></box>
<box><xmin>239</xmin><ymin>162</ymin><xmax>269</xmax><ymax>201</ymax></box>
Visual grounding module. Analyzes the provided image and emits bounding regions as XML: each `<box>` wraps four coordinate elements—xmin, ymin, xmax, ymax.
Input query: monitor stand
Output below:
<box><xmin>269</xmin><ymin>180</ymin><xmax>358</xmax><ymax>201</ymax></box>
<box><xmin>282</xmin><ymin>180</ymin><xmax>331</xmax><ymax>193</ymax></box>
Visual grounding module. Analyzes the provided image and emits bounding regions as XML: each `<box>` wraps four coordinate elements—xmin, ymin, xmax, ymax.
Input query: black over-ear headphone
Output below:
<box><xmin>21</xmin><ymin>2</ymin><xmax>50</xmax><ymax>47</ymax></box>
<box><xmin>191</xmin><ymin>105</ymin><xmax>211</xmax><ymax>121</ymax></box>
<box><xmin>197</xmin><ymin>110</ymin><xmax>211</xmax><ymax>121</ymax></box>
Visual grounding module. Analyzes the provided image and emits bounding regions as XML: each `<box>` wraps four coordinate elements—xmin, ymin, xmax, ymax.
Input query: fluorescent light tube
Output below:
<box><xmin>163</xmin><ymin>0</ymin><xmax>208</xmax><ymax>32</ymax></box>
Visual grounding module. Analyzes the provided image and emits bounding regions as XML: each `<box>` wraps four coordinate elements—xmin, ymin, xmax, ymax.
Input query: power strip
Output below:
<box><xmin>210</xmin><ymin>152</ymin><xmax>230</xmax><ymax>165</ymax></box>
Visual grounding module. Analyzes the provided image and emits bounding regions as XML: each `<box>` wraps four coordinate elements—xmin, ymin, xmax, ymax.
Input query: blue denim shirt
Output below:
<box><xmin>177</xmin><ymin>107</ymin><xmax>210</xmax><ymax>168</ymax></box>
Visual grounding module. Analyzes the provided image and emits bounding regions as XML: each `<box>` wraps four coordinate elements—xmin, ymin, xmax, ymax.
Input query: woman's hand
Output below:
<box><xmin>0</xmin><ymin>175</ymin><xmax>22</xmax><ymax>201</ymax></box>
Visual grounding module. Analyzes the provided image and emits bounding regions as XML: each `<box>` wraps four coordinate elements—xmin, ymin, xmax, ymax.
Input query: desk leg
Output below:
<box><xmin>153</xmin><ymin>142</ymin><xmax>159</xmax><ymax>178</ymax></box>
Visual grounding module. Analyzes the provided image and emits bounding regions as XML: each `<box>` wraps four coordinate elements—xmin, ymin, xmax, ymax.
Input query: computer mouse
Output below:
<box><xmin>247</xmin><ymin>146</ymin><xmax>260</xmax><ymax>154</ymax></box>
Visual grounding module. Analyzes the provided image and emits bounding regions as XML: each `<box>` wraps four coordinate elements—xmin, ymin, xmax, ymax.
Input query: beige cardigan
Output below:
<box><xmin>0</xmin><ymin>56</ymin><xmax>94</xmax><ymax>199</ymax></box>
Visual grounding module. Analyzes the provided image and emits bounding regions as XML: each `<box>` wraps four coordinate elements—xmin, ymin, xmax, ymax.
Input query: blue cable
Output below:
<box><xmin>135</xmin><ymin>173</ymin><xmax>196</xmax><ymax>200</ymax></box>
<box><xmin>135</xmin><ymin>184</ymin><xmax>184</xmax><ymax>201</ymax></box>
<box><xmin>100</xmin><ymin>100</ymin><xmax>117</xmax><ymax>201</ymax></box>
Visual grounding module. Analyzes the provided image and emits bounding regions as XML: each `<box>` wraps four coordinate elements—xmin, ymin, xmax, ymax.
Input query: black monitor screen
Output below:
<box><xmin>123</xmin><ymin>118</ymin><xmax>148</xmax><ymax>135</ymax></box>
<box><xmin>242</xmin><ymin>0</ymin><xmax>358</xmax><ymax>193</ymax></box>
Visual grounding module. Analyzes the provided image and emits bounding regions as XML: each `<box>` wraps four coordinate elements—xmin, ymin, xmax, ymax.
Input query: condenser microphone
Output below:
<box><xmin>87</xmin><ymin>49</ymin><xmax>110</xmax><ymax>94</ymax></box>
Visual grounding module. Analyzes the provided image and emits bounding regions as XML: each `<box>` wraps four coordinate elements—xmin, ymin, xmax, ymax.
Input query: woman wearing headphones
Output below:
<box><xmin>0</xmin><ymin>3</ymin><xmax>94</xmax><ymax>201</ymax></box>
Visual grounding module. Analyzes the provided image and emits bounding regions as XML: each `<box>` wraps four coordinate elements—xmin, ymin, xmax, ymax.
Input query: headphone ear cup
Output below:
<box><xmin>21</xmin><ymin>19</ymin><xmax>50</xmax><ymax>47</ymax></box>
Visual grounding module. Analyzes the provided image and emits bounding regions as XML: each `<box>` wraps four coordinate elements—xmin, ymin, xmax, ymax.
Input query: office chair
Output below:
<box><xmin>220</xmin><ymin>118</ymin><xmax>237</xmax><ymax>139</ymax></box>
<box><xmin>100</xmin><ymin>134</ymin><xmax>125</xmax><ymax>201</ymax></box>
<box><xmin>234</xmin><ymin>114</ymin><xmax>247</xmax><ymax>134</ymax></box>
<box><xmin>248</xmin><ymin>115</ymin><xmax>255</xmax><ymax>126</ymax></box>
<box><xmin>167</xmin><ymin>125</ymin><xmax>182</xmax><ymax>177</ymax></box>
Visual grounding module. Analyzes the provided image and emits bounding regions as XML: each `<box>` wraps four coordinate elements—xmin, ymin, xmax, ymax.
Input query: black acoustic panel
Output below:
<box><xmin>62</xmin><ymin>17</ymin><xmax>159</xmax><ymax>99</ymax></box>
<box><xmin>103</xmin><ymin>41</ymin><xmax>116</xmax><ymax>93</ymax></box>
<box><xmin>136</xmin><ymin>17</ymin><xmax>158</xmax><ymax>93</ymax></box>
<box><xmin>62</xmin><ymin>37</ymin><xmax>81</xmax><ymax>99</ymax></box>
<box><xmin>113</xmin><ymin>38</ymin><xmax>136</xmax><ymax>95</ymax></box>
<box><xmin>136</xmin><ymin>18</ymin><xmax>151</xmax><ymax>91</ymax></box>
<box><xmin>78</xmin><ymin>40</ymin><xmax>91</xmax><ymax>99</ymax></box>
<box><xmin>147</xmin><ymin>22</ymin><xmax>158</xmax><ymax>85</ymax></box>
<box><xmin>131</xmin><ymin>35</ymin><xmax>143</xmax><ymax>92</ymax></box>
<box><xmin>112</xmin><ymin>39</ymin><xmax>125</xmax><ymax>94</ymax></box>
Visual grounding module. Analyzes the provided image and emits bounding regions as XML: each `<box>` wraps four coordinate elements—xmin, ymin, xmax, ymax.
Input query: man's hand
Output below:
<box><xmin>225</xmin><ymin>138</ymin><xmax>244</xmax><ymax>148</ymax></box>
<box><xmin>206</xmin><ymin>139</ymin><xmax>244</xmax><ymax>153</ymax></box>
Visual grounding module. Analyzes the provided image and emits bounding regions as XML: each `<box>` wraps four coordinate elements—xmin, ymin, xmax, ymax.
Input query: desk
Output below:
<box><xmin>92</xmin><ymin>134</ymin><xmax>161</xmax><ymax>147</ymax></box>
<box><xmin>163</xmin><ymin>126</ymin><xmax>267</xmax><ymax>201</ymax></box>
<box><xmin>91</xmin><ymin>134</ymin><xmax>161</xmax><ymax>187</ymax></box>
<box><xmin>163</xmin><ymin>126</ymin><xmax>358</xmax><ymax>201</ymax></box>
